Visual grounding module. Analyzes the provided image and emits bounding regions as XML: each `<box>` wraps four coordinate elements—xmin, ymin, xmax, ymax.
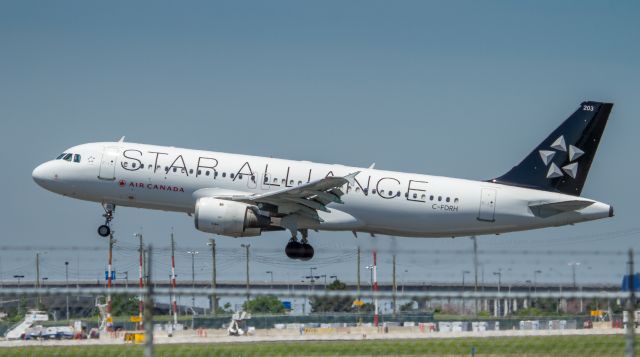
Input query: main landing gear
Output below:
<box><xmin>285</xmin><ymin>229</ymin><xmax>314</xmax><ymax>261</ymax></box>
<box><xmin>97</xmin><ymin>203</ymin><xmax>116</xmax><ymax>237</ymax></box>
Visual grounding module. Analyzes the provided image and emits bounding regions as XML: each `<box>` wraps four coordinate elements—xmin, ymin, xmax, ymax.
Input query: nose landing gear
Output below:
<box><xmin>97</xmin><ymin>203</ymin><xmax>116</xmax><ymax>237</ymax></box>
<box><xmin>284</xmin><ymin>229</ymin><xmax>314</xmax><ymax>260</ymax></box>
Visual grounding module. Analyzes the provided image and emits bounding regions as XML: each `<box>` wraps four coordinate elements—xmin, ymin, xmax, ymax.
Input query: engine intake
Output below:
<box><xmin>195</xmin><ymin>198</ymin><xmax>270</xmax><ymax>237</ymax></box>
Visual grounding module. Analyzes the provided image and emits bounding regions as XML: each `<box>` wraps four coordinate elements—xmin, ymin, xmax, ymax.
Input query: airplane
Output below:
<box><xmin>32</xmin><ymin>101</ymin><xmax>614</xmax><ymax>260</ymax></box>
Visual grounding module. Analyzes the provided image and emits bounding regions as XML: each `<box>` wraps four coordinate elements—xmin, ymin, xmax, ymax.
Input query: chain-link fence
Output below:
<box><xmin>0</xmin><ymin>245</ymin><xmax>638</xmax><ymax>356</ymax></box>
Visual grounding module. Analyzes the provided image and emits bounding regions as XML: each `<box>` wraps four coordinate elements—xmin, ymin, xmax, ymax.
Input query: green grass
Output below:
<box><xmin>0</xmin><ymin>335</ymin><xmax>637</xmax><ymax>356</ymax></box>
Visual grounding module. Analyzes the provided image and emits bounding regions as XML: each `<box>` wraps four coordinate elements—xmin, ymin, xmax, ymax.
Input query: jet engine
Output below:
<box><xmin>194</xmin><ymin>197</ymin><xmax>271</xmax><ymax>237</ymax></box>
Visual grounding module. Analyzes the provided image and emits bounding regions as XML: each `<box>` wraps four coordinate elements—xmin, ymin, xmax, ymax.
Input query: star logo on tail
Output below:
<box><xmin>538</xmin><ymin>135</ymin><xmax>584</xmax><ymax>179</ymax></box>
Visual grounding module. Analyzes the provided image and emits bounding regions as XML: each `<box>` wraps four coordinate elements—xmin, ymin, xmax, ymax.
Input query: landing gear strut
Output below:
<box><xmin>285</xmin><ymin>229</ymin><xmax>314</xmax><ymax>261</ymax></box>
<box><xmin>97</xmin><ymin>203</ymin><xmax>116</xmax><ymax>237</ymax></box>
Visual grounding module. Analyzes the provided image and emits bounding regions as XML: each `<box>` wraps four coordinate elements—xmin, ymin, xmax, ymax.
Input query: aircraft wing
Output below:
<box><xmin>217</xmin><ymin>172</ymin><xmax>359</xmax><ymax>223</ymax></box>
<box><xmin>529</xmin><ymin>200</ymin><xmax>594</xmax><ymax>218</ymax></box>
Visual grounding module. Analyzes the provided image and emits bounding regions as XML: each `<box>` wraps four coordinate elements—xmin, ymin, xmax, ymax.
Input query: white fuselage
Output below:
<box><xmin>32</xmin><ymin>142</ymin><xmax>612</xmax><ymax>238</ymax></box>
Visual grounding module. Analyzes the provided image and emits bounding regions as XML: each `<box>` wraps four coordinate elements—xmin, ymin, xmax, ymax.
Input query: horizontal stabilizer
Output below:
<box><xmin>529</xmin><ymin>200</ymin><xmax>594</xmax><ymax>218</ymax></box>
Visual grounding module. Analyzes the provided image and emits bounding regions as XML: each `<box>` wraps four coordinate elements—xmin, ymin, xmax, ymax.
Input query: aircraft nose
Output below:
<box><xmin>32</xmin><ymin>162</ymin><xmax>54</xmax><ymax>187</ymax></box>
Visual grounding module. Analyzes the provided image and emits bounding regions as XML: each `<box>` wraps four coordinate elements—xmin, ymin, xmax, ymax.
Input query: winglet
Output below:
<box><xmin>118</xmin><ymin>136</ymin><xmax>126</xmax><ymax>143</ymax></box>
<box><xmin>344</xmin><ymin>171</ymin><xmax>360</xmax><ymax>185</ymax></box>
<box><xmin>368</xmin><ymin>163</ymin><xmax>376</xmax><ymax>169</ymax></box>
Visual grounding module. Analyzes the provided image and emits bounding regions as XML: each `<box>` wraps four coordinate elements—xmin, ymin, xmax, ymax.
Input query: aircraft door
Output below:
<box><xmin>98</xmin><ymin>149</ymin><xmax>118</xmax><ymax>180</ymax></box>
<box><xmin>477</xmin><ymin>188</ymin><xmax>497</xmax><ymax>222</ymax></box>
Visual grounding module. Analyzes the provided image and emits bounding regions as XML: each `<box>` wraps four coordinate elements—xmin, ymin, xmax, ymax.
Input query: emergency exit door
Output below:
<box><xmin>477</xmin><ymin>188</ymin><xmax>497</xmax><ymax>222</ymax></box>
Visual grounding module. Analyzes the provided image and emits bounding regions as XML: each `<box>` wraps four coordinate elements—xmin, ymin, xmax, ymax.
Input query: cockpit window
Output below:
<box><xmin>73</xmin><ymin>154</ymin><xmax>81</xmax><ymax>163</ymax></box>
<box><xmin>56</xmin><ymin>153</ymin><xmax>66</xmax><ymax>160</ymax></box>
<box><xmin>63</xmin><ymin>153</ymin><xmax>73</xmax><ymax>161</ymax></box>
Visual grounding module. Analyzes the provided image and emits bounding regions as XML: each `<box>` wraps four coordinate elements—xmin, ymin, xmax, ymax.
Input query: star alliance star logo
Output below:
<box><xmin>538</xmin><ymin>135</ymin><xmax>584</xmax><ymax>179</ymax></box>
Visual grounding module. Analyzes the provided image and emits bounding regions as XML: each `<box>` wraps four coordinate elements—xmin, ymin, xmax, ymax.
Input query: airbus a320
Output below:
<box><xmin>32</xmin><ymin>101</ymin><xmax>614</xmax><ymax>260</ymax></box>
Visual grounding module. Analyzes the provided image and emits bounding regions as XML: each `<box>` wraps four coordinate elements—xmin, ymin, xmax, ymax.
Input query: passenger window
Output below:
<box><xmin>222</xmin><ymin>172</ymin><xmax>226</xmax><ymax>178</ymax></box>
<box><xmin>197</xmin><ymin>170</ymin><xmax>201</xmax><ymax>175</ymax></box>
<box><xmin>421</xmin><ymin>194</ymin><xmax>426</xmax><ymax>200</ymax></box>
<box><xmin>297</xmin><ymin>181</ymin><xmax>302</xmax><ymax>185</ymax></box>
<box><xmin>281</xmin><ymin>179</ymin><xmax>286</xmax><ymax>184</ymax></box>
<box><xmin>73</xmin><ymin>154</ymin><xmax>81</xmax><ymax>163</ymax></box>
<box><xmin>131</xmin><ymin>162</ymin><xmax>136</xmax><ymax>168</ymax></box>
<box><xmin>251</xmin><ymin>175</ymin><xmax>256</xmax><ymax>182</ymax></box>
<box><xmin>189</xmin><ymin>169</ymin><xmax>194</xmax><ymax>174</ymax></box>
<box><xmin>396</xmin><ymin>191</ymin><xmax>401</xmax><ymax>197</ymax></box>
<box><xmin>438</xmin><ymin>196</ymin><xmax>442</xmax><ymax>202</ymax></box>
<box><xmin>356</xmin><ymin>187</ymin><xmax>361</xmax><ymax>192</ymax></box>
<box><xmin>63</xmin><ymin>153</ymin><xmax>73</xmax><ymax>161</ymax></box>
<box><xmin>404</xmin><ymin>193</ymin><xmax>408</xmax><ymax>198</ymax></box>
<box><xmin>430</xmin><ymin>195</ymin><xmax>434</xmax><ymax>201</ymax></box>
<box><xmin>236</xmin><ymin>174</ymin><xmax>241</xmax><ymax>179</ymax></box>
<box><xmin>148</xmin><ymin>165</ymin><xmax>152</xmax><ymax>169</ymax></box>
<box><xmin>412</xmin><ymin>193</ymin><xmax>417</xmax><ymax>199</ymax></box>
<box><xmin>273</xmin><ymin>178</ymin><xmax>277</xmax><ymax>183</ymax></box>
<box><xmin>214</xmin><ymin>172</ymin><xmax>218</xmax><ymax>178</ymax></box>
<box><xmin>372</xmin><ymin>189</ymin><xmax>377</xmax><ymax>194</ymax></box>
<box><xmin>446</xmin><ymin>197</ymin><xmax>450</xmax><ymax>203</ymax></box>
<box><xmin>56</xmin><ymin>153</ymin><xmax>65</xmax><ymax>160</ymax></box>
<box><xmin>206</xmin><ymin>171</ymin><xmax>210</xmax><ymax>176</ymax></box>
<box><xmin>172</xmin><ymin>167</ymin><xmax>177</xmax><ymax>172</ymax></box>
<box><xmin>454</xmin><ymin>198</ymin><xmax>459</xmax><ymax>203</ymax></box>
<box><xmin>290</xmin><ymin>180</ymin><xmax>294</xmax><ymax>185</ymax></box>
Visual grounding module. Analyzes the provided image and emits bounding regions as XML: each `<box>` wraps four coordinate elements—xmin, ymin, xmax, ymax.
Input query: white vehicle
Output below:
<box><xmin>33</xmin><ymin>101</ymin><xmax>614</xmax><ymax>260</ymax></box>
<box><xmin>5</xmin><ymin>310</ymin><xmax>49</xmax><ymax>340</ymax></box>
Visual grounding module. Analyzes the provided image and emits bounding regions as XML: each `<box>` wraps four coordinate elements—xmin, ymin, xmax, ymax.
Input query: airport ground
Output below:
<box><xmin>0</xmin><ymin>334</ymin><xmax>637</xmax><ymax>356</ymax></box>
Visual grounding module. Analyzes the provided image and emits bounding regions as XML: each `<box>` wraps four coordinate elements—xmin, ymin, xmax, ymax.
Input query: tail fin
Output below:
<box><xmin>493</xmin><ymin>101</ymin><xmax>613</xmax><ymax>196</ymax></box>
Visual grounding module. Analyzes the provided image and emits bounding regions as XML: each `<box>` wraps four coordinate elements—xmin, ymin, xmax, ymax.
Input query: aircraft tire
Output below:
<box><xmin>299</xmin><ymin>243</ymin><xmax>314</xmax><ymax>261</ymax></box>
<box><xmin>98</xmin><ymin>225</ymin><xmax>111</xmax><ymax>237</ymax></box>
<box><xmin>285</xmin><ymin>240</ymin><xmax>303</xmax><ymax>259</ymax></box>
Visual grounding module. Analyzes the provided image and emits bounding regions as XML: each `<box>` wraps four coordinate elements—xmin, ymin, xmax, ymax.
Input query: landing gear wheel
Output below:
<box><xmin>98</xmin><ymin>225</ymin><xmax>111</xmax><ymax>237</ymax></box>
<box><xmin>299</xmin><ymin>243</ymin><xmax>314</xmax><ymax>261</ymax></box>
<box><xmin>285</xmin><ymin>238</ymin><xmax>303</xmax><ymax>259</ymax></box>
<box><xmin>98</xmin><ymin>203</ymin><xmax>116</xmax><ymax>238</ymax></box>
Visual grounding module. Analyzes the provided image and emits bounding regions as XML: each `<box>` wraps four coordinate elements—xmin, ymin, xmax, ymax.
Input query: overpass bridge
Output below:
<box><xmin>1</xmin><ymin>280</ymin><xmax>619</xmax><ymax>293</ymax></box>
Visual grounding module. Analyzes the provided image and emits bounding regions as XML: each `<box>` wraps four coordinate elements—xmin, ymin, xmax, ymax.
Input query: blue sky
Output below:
<box><xmin>0</xmin><ymin>1</ymin><xmax>638</xmax><ymax>292</ymax></box>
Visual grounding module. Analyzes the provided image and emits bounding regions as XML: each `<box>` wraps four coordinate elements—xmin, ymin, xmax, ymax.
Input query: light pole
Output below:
<box><xmin>493</xmin><ymin>270</ymin><xmax>502</xmax><ymax>317</ymax></box>
<box><xmin>307</xmin><ymin>267</ymin><xmax>317</xmax><ymax>289</ymax></box>
<box><xmin>207</xmin><ymin>239</ymin><xmax>217</xmax><ymax>315</ymax></box>
<box><xmin>241</xmin><ymin>244</ymin><xmax>250</xmax><ymax>303</ymax></box>
<box><xmin>402</xmin><ymin>269</ymin><xmax>408</xmax><ymax>294</ymax></box>
<box><xmin>365</xmin><ymin>265</ymin><xmax>374</xmax><ymax>297</ymax></box>
<box><xmin>65</xmin><ymin>261</ymin><xmax>70</xmax><ymax>320</ymax></box>
<box><xmin>330</xmin><ymin>275</ymin><xmax>337</xmax><ymax>283</ymax></box>
<box><xmin>187</xmin><ymin>251</ymin><xmax>199</xmax><ymax>311</ymax></box>
<box><xmin>462</xmin><ymin>270</ymin><xmax>471</xmax><ymax>289</ymax></box>
<box><xmin>568</xmin><ymin>262</ymin><xmax>580</xmax><ymax>289</ymax></box>
<box><xmin>462</xmin><ymin>270</ymin><xmax>470</xmax><ymax>313</ymax></box>
<box><xmin>13</xmin><ymin>275</ymin><xmax>24</xmax><ymax>287</ymax></box>
<box><xmin>266</xmin><ymin>271</ymin><xmax>274</xmax><ymax>287</ymax></box>
<box><xmin>320</xmin><ymin>274</ymin><xmax>327</xmax><ymax>290</ymax></box>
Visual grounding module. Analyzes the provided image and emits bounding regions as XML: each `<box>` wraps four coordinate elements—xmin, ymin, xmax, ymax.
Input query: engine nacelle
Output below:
<box><xmin>194</xmin><ymin>198</ymin><xmax>270</xmax><ymax>237</ymax></box>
